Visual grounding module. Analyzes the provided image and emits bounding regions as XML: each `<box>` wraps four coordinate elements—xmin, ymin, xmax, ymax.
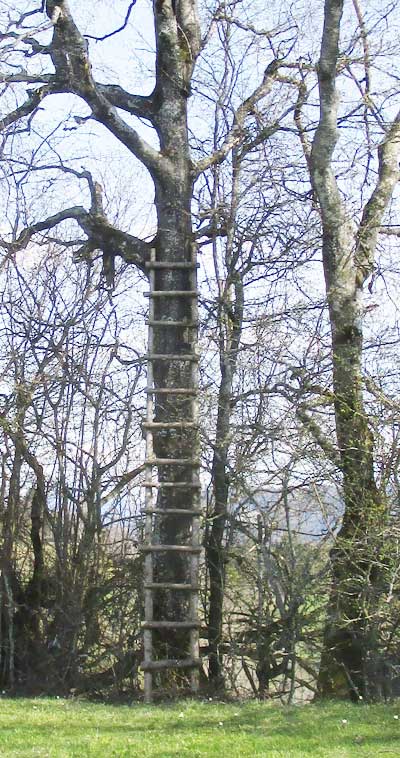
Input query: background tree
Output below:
<box><xmin>305</xmin><ymin>0</ymin><xmax>400</xmax><ymax>700</ymax></box>
<box><xmin>0</xmin><ymin>249</ymin><xmax>145</xmax><ymax>693</ymax></box>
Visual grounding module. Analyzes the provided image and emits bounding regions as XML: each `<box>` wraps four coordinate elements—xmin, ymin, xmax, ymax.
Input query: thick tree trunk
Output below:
<box><xmin>151</xmin><ymin>179</ymin><xmax>198</xmax><ymax>661</ymax></box>
<box><xmin>317</xmin><ymin>230</ymin><xmax>387</xmax><ymax>699</ymax></box>
<box><xmin>309</xmin><ymin>0</ymin><xmax>400</xmax><ymax>700</ymax></box>
<box><xmin>145</xmin><ymin>0</ymin><xmax>201</xmax><ymax>671</ymax></box>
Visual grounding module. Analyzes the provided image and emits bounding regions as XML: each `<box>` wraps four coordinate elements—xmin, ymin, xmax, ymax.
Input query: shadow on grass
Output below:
<box><xmin>1</xmin><ymin>700</ymin><xmax>399</xmax><ymax>758</ymax></box>
<box><xmin>1</xmin><ymin>711</ymin><xmax>399</xmax><ymax>754</ymax></box>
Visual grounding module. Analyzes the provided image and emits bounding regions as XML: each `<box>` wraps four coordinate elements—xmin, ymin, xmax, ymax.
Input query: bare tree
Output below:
<box><xmin>1</xmin><ymin>0</ymin><xmax>399</xmax><ymax>701</ymax></box>
<box><xmin>0</xmin><ymin>0</ymin><xmax>297</xmax><ymax>694</ymax></box>
<box><xmin>302</xmin><ymin>0</ymin><xmax>400</xmax><ymax>699</ymax></box>
<box><xmin>0</xmin><ymin>249</ymin><xmax>145</xmax><ymax>692</ymax></box>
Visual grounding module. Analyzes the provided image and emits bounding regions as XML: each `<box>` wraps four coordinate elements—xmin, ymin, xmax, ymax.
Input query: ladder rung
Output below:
<box><xmin>142</xmin><ymin>482</ymin><xmax>200</xmax><ymax>489</ymax></box>
<box><xmin>141</xmin><ymin>620</ymin><xmax>200</xmax><ymax>629</ymax></box>
<box><xmin>142</xmin><ymin>422</ymin><xmax>197</xmax><ymax>430</ymax></box>
<box><xmin>141</xmin><ymin>658</ymin><xmax>201</xmax><ymax>671</ymax></box>
<box><xmin>144</xmin><ymin>508</ymin><xmax>202</xmax><ymax>515</ymax></box>
<box><xmin>145</xmin><ymin>458</ymin><xmax>199</xmax><ymax>466</ymax></box>
<box><xmin>140</xmin><ymin>545</ymin><xmax>202</xmax><ymax>553</ymax></box>
<box><xmin>144</xmin><ymin>583</ymin><xmax>199</xmax><ymax>590</ymax></box>
<box><xmin>145</xmin><ymin>261</ymin><xmax>199</xmax><ymax>269</ymax></box>
<box><xmin>146</xmin><ymin>388</ymin><xmax>197</xmax><ymax>395</ymax></box>
<box><xmin>146</xmin><ymin>321</ymin><xmax>199</xmax><ymax>327</ymax></box>
<box><xmin>144</xmin><ymin>291</ymin><xmax>198</xmax><ymax>298</ymax></box>
<box><xmin>146</xmin><ymin>354</ymin><xmax>199</xmax><ymax>361</ymax></box>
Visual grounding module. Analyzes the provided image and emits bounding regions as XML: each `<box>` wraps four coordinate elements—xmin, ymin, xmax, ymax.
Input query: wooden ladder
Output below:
<box><xmin>141</xmin><ymin>248</ymin><xmax>201</xmax><ymax>703</ymax></box>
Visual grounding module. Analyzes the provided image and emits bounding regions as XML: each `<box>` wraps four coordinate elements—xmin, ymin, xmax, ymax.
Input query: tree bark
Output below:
<box><xmin>309</xmin><ymin>0</ymin><xmax>400</xmax><ymax>700</ymax></box>
<box><xmin>206</xmin><ymin>272</ymin><xmax>244</xmax><ymax>687</ymax></box>
<box><xmin>143</xmin><ymin>0</ymin><xmax>201</xmax><ymax>668</ymax></box>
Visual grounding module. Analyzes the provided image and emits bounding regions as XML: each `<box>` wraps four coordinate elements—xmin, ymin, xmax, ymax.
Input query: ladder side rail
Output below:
<box><xmin>189</xmin><ymin>243</ymin><xmax>201</xmax><ymax>694</ymax></box>
<box><xmin>143</xmin><ymin>247</ymin><xmax>156</xmax><ymax>703</ymax></box>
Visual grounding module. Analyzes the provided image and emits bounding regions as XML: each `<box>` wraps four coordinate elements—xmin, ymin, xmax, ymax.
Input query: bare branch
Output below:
<box><xmin>15</xmin><ymin>5</ymin><xmax>45</xmax><ymax>27</ymax></box>
<box><xmin>100</xmin><ymin>464</ymin><xmax>145</xmax><ymax>507</ymax></box>
<box><xmin>357</xmin><ymin>110</ymin><xmax>400</xmax><ymax>282</ymax></box>
<box><xmin>0</xmin><ymin>204</ymin><xmax>151</xmax><ymax>273</ymax></box>
<box><xmin>95</xmin><ymin>83</ymin><xmax>155</xmax><ymax>121</ymax></box>
<box><xmin>42</xmin><ymin>1</ymin><xmax>164</xmax><ymax>176</ymax></box>
<box><xmin>0</xmin><ymin>5</ymin><xmax>60</xmax><ymax>52</ymax></box>
<box><xmin>193</xmin><ymin>60</ymin><xmax>281</xmax><ymax>176</ymax></box>
<box><xmin>293</xmin><ymin>78</ymin><xmax>312</xmax><ymax>170</ymax></box>
<box><xmin>0</xmin><ymin>83</ymin><xmax>62</xmax><ymax>131</ymax></box>
<box><xmin>84</xmin><ymin>1</ymin><xmax>137</xmax><ymax>43</ymax></box>
<box><xmin>379</xmin><ymin>225</ymin><xmax>400</xmax><ymax>237</ymax></box>
<box><xmin>296</xmin><ymin>406</ymin><xmax>340</xmax><ymax>468</ymax></box>
<box><xmin>1</xmin><ymin>74</ymin><xmax>154</xmax><ymax>121</ymax></box>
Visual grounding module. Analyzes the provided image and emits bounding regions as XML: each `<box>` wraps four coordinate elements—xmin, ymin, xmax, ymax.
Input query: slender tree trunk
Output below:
<box><xmin>0</xmin><ymin>418</ymin><xmax>23</xmax><ymax>687</ymax></box>
<box><xmin>206</xmin><ymin>269</ymin><xmax>244</xmax><ymax>686</ymax></box>
<box><xmin>256</xmin><ymin>515</ymin><xmax>269</xmax><ymax>700</ymax></box>
<box><xmin>206</xmin><ymin>361</ymin><xmax>232</xmax><ymax>686</ymax></box>
<box><xmin>204</xmin><ymin>145</ymin><xmax>245</xmax><ymax>687</ymax></box>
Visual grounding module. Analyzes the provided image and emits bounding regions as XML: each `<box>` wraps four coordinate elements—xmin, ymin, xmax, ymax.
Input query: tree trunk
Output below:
<box><xmin>316</xmin><ymin>224</ymin><xmax>387</xmax><ymax>699</ymax></box>
<box><xmin>202</xmin><ymin>143</ymin><xmax>245</xmax><ymax>688</ymax></box>
<box><xmin>144</xmin><ymin>1</ymin><xmax>202</xmax><ymax>673</ymax></box>
<box><xmin>308</xmin><ymin>0</ymin><xmax>400</xmax><ymax>700</ymax></box>
<box><xmin>0</xmin><ymin>407</ymin><xmax>24</xmax><ymax>688</ymax></box>
<box><xmin>206</xmin><ymin>271</ymin><xmax>244</xmax><ymax>687</ymax></box>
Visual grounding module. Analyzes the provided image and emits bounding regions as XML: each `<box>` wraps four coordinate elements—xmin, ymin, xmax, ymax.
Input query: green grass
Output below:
<box><xmin>0</xmin><ymin>696</ymin><xmax>399</xmax><ymax>757</ymax></box>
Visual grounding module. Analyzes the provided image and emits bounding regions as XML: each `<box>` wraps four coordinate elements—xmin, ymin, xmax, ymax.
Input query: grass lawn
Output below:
<box><xmin>0</xmin><ymin>696</ymin><xmax>399</xmax><ymax>757</ymax></box>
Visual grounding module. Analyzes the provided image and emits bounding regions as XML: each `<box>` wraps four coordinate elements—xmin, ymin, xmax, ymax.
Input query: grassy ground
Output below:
<box><xmin>0</xmin><ymin>696</ymin><xmax>399</xmax><ymax>757</ymax></box>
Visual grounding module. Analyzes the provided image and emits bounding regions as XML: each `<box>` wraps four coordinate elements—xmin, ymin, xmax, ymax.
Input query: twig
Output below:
<box><xmin>84</xmin><ymin>1</ymin><xmax>137</xmax><ymax>43</ymax></box>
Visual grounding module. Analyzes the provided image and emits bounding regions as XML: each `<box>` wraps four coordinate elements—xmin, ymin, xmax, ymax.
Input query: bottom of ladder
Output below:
<box><xmin>143</xmin><ymin>665</ymin><xmax>199</xmax><ymax>703</ymax></box>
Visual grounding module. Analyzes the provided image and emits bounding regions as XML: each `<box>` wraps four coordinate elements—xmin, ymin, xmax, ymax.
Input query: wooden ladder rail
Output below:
<box><xmin>143</xmin><ymin>248</ymin><xmax>156</xmax><ymax>705</ymax></box>
<box><xmin>142</xmin><ymin>247</ymin><xmax>201</xmax><ymax>703</ymax></box>
<box><xmin>188</xmin><ymin>248</ymin><xmax>201</xmax><ymax>695</ymax></box>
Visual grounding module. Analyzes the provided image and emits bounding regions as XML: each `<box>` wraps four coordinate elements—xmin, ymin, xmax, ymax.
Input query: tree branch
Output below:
<box><xmin>2</xmin><ymin>74</ymin><xmax>155</xmax><ymax>121</ymax></box>
<box><xmin>356</xmin><ymin>110</ymin><xmax>400</xmax><ymax>282</ymax></box>
<box><xmin>193</xmin><ymin>60</ymin><xmax>281</xmax><ymax>176</ymax></box>
<box><xmin>84</xmin><ymin>1</ymin><xmax>137</xmax><ymax>43</ymax></box>
<box><xmin>0</xmin><ymin>83</ymin><xmax>62</xmax><ymax>131</ymax></box>
<box><xmin>0</xmin><ymin>205</ymin><xmax>151</xmax><ymax>273</ymax></box>
<box><xmin>43</xmin><ymin>1</ymin><xmax>165</xmax><ymax>177</ymax></box>
<box><xmin>0</xmin><ymin>5</ymin><xmax>61</xmax><ymax>51</ymax></box>
<box><xmin>379</xmin><ymin>225</ymin><xmax>400</xmax><ymax>237</ymax></box>
<box><xmin>95</xmin><ymin>83</ymin><xmax>155</xmax><ymax>121</ymax></box>
<box><xmin>101</xmin><ymin>464</ymin><xmax>145</xmax><ymax>507</ymax></box>
<box><xmin>296</xmin><ymin>405</ymin><xmax>340</xmax><ymax>468</ymax></box>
